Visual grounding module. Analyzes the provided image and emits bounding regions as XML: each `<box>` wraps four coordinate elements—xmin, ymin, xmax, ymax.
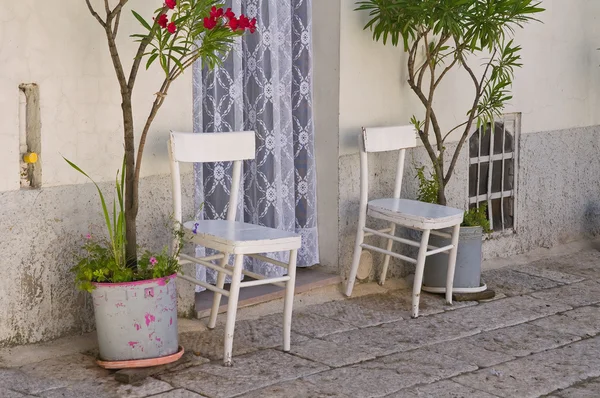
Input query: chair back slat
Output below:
<box><xmin>360</xmin><ymin>125</ymin><xmax>417</xmax><ymax>202</ymax></box>
<box><xmin>168</xmin><ymin>131</ymin><xmax>256</xmax><ymax>227</ymax></box>
<box><xmin>363</xmin><ymin>125</ymin><xmax>417</xmax><ymax>153</ymax></box>
<box><xmin>170</xmin><ymin>131</ymin><xmax>255</xmax><ymax>163</ymax></box>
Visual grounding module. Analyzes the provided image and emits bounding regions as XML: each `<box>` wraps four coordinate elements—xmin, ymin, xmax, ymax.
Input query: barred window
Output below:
<box><xmin>468</xmin><ymin>114</ymin><xmax>520</xmax><ymax>232</ymax></box>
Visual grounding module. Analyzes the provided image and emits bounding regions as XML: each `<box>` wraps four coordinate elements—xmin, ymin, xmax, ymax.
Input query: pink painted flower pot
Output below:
<box><xmin>91</xmin><ymin>274</ymin><xmax>179</xmax><ymax>361</ymax></box>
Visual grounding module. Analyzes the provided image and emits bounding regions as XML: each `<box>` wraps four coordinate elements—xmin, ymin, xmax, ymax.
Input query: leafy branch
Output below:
<box><xmin>81</xmin><ymin>0</ymin><xmax>254</xmax><ymax>265</ymax></box>
<box><xmin>356</xmin><ymin>0</ymin><xmax>543</xmax><ymax>205</ymax></box>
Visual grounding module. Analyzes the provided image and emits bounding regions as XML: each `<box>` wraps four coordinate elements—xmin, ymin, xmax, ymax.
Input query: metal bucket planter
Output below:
<box><xmin>91</xmin><ymin>274</ymin><xmax>179</xmax><ymax>362</ymax></box>
<box><xmin>422</xmin><ymin>226</ymin><xmax>487</xmax><ymax>293</ymax></box>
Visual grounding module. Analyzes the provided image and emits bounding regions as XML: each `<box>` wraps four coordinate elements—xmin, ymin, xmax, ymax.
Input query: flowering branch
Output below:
<box><xmin>82</xmin><ymin>0</ymin><xmax>255</xmax><ymax>265</ymax></box>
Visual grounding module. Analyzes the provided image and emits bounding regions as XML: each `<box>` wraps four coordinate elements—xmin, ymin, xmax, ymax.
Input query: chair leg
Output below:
<box><xmin>446</xmin><ymin>224</ymin><xmax>461</xmax><ymax>305</ymax></box>
<box><xmin>412</xmin><ymin>229</ymin><xmax>431</xmax><ymax>319</ymax></box>
<box><xmin>346</xmin><ymin>211</ymin><xmax>368</xmax><ymax>297</ymax></box>
<box><xmin>208</xmin><ymin>252</ymin><xmax>229</xmax><ymax>330</ymax></box>
<box><xmin>223</xmin><ymin>253</ymin><xmax>244</xmax><ymax>367</ymax></box>
<box><xmin>283</xmin><ymin>249</ymin><xmax>298</xmax><ymax>352</ymax></box>
<box><xmin>379</xmin><ymin>223</ymin><xmax>397</xmax><ymax>286</ymax></box>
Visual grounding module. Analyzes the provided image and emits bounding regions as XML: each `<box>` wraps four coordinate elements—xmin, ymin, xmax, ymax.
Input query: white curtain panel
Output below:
<box><xmin>192</xmin><ymin>0</ymin><xmax>318</xmax><ymax>289</ymax></box>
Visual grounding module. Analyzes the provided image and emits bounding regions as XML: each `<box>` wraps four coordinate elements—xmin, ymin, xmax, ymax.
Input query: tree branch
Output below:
<box><xmin>112</xmin><ymin>7</ymin><xmax>122</xmax><ymax>39</ymax></box>
<box><xmin>132</xmin><ymin>77</ymin><xmax>173</xmax><ymax>216</ymax></box>
<box><xmin>433</xmin><ymin>57</ymin><xmax>458</xmax><ymax>90</ymax></box>
<box><xmin>443</xmin><ymin>53</ymin><xmax>496</xmax><ymax>185</ymax></box>
<box><xmin>407</xmin><ymin>33</ymin><xmax>422</xmax><ymax>82</ymax></box>
<box><xmin>128</xmin><ymin>8</ymin><xmax>167</xmax><ymax>91</ymax></box>
<box><xmin>85</xmin><ymin>0</ymin><xmax>107</xmax><ymax>27</ymax></box>
<box><xmin>109</xmin><ymin>0</ymin><xmax>128</xmax><ymax>20</ymax></box>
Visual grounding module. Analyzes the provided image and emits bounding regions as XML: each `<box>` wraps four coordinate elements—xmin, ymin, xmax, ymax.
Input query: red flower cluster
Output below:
<box><xmin>154</xmin><ymin>0</ymin><xmax>177</xmax><ymax>34</ymax></box>
<box><xmin>157</xmin><ymin>14</ymin><xmax>168</xmax><ymax>28</ymax></box>
<box><xmin>156</xmin><ymin>14</ymin><xmax>177</xmax><ymax>34</ymax></box>
<box><xmin>203</xmin><ymin>6</ymin><xmax>257</xmax><ymax>33</ymax></box>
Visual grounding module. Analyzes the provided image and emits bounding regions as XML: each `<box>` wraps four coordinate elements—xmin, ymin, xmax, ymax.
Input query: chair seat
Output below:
<box><xmin>183</xmin><ymin>220</ymin><xmax>301</xmax><ymax>254</ymax></box>
<box><xmin>367</xmin><ymin>198</ymin><xmax>464</xmax><ymax>230</ymax></box>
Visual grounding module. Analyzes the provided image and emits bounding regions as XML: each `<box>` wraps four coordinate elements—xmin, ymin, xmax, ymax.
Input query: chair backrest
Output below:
<box><xmin>168</xmin><ymin>131</ymin><xmax>256</xmax><ymax>225</ymax></box>
<box><xmin>360</xmin><ymin>125</ymin><xmax>418</xmax><ymax>201</ymax></box>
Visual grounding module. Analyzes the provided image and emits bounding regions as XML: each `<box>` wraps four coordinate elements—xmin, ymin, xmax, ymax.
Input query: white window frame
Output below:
<box><xmin>466</xmin><ymin>112</ymin><xmax>520</xmax><ymax>234</ymax></box>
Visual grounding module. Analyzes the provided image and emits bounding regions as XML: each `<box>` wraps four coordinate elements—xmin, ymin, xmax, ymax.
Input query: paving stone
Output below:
<box><xmin>511</xmin><ymin>264</ymin><xmax>585</xmax><ymax>284</ymax></box>
<box><xmin>437</xmin><ymin>295</ymin><xmax>572</xmax><ymax>332</ymax></box>
<box><xmin>531</xmin><ymin>306</ymin><xmax>600</xmax><ymax>338</ymax></box>
<box><xmin>306</xmin><ymin>350</ymin><xmax>476</xmax><ymax>397</ymax></box>
<box><xmin>550</xmin><ymin>377</ymin><xmax>600</xmax><ymax>397</ymax></box>
<box><xmin>389</xmin><ymin>379</ymin><xmax>501</xmax><ymax>398</ymax></box>
<box><xmin>19</xmin><ymin>354</ymin><xmax>111</xmax><ymax>382</ymax></box>
<box><xmin>323</xmin><ymin>315</ymin><xmax>477</xmax><ymax>357</ymax></box>
<box><xmin>386</xmin><ymin>290</ymin><xmax>478</xmax><ymax>316</ymax></box>
<box><xmin>454</xmin><ymin>337</ymin><xmax>600</xmax><ymax>397</ymax></box>
<box><xmin>237</xmin><ymin>378</ymin><xmax>352</xmax><ymax>398</ymax></box>
<box><xmin>481</xmin><ymin>268</ymin><xmax>562</xmax><ymax>296</ymax></box>
<box><xmin>425</xmin><ymin>338</ymin><xmax>516</xmax><ymax>368</ymax></box>
<box><xmin>113</xmin><ymin>378</ymin><xmax>174</xmax><ymax>397</ymax></box>
<box><xmin>0</xmin><ymin>368</ymin><xmax>66</xmax><ymax>395</ymax></box>
<box><xmin>159</xmin><ymin>349</ymin><xmax>328</xmax><ymax>398</ymax></box>
<box><xmin>302</xmin><ymin>298</ymin><xmax>409</xmax><ymax>328</ymax></box>
<box><xmin>0</xmin><ymin>388</ymin><xmax>34</xmax><ymax>397</ymax></box>
<box><xmin>303</xmin><ymin>366</ymin><xmax>412</xmax><ymax>398</ymax></box>
<box><xmin>179</xmin><ymin>318</ymin><xmax>308</xmax><ymax>360</ymax></box>
<box><xmin>263</xmin><ymin>311</ymin><xmax>357</xmax><ymax>338</ymax></box>
<box><xmin>531</xmin><ymin>280</ymin><xmax>600</xmax><ymax>307</ymax></box>
<box><xmin>39</xmin><ymin>377</ymin><xmax>173</xmax><ymax>398</ymax></box>
<box><xmin>289</xmin><ymin>338</ymin><xmax>376</xmax><ymax>367</ymax></box>
<box><xmin>150</xmin><ymin>389</ymin><xmax>208</xmax><ymax>398</ymax></box>
<box><xmin>115</xmin><ymin>351</ymin><xmax>210</xmax><ymax>384</ymax></box>
<box><xmin>533</xmin><ymin>251</ymin><xmax>600</xmax><ymax>279</ymax></box>
<box><xmin>467</xmin><ymin>322</ymin><xmax>580</xmax><ymax>358</ymax></box>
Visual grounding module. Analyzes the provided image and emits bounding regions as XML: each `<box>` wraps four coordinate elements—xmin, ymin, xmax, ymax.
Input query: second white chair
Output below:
<box><xmin>345</xmin><ymin>126</ymin><xmax>464</xmax><ymax>318</ymax></box>
<box><xmin>169</xmin><ymin>131</ymin><xmax>301</xmax><ymax>366</ymax></box>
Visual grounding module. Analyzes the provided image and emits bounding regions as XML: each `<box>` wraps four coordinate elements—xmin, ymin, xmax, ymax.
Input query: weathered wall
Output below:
<box><xmin>338</xmin><ymin>126</ymin><xmax>600</xmax><ymax>279</ymax></box>
<box><xmin>0</xmin><ymin>1</ymin><xmax>194</xmax><ymax>345</ymax></box>
<box><xmin>0</xmin><ymin>174</ymin><xmax>194</xmax><ymax>346</ymax></box>
<box><xmin>333</xmin><ymin>0</ymin><xmax>600</xmax><ymax>277</ymax></box>
<box><xmin>0</xmin><ymin>0</ymin><xmax>193</xmax><ymax>191</ymax></box>
<box><xmin>312</xmin><ymin>0</ymin><xmax>341</xmax><ymax>270</ymax></box>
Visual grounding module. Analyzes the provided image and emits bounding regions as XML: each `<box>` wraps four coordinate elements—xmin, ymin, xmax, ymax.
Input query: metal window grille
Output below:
<box><xmin>467</xmin><ymin>113</ymin><xmax>520</xmax><ymax>232</ymax></box>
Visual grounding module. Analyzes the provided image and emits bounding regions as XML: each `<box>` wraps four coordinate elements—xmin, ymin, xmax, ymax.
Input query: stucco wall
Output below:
<box><xmin>338</xmin><ymin>0</ymin><xmax>600</xmax><ymax>154</ymax></box>
<box><xmin>313</xmin><ymin>0</ymin><xmax>341</xmax><ymax>269</ymax></box>
<box><xmin>334</xmin><ymin>0</ymin><xmax>600</xmax><ymax>276</ymax></box>
<box><xmin>338</xmin><ymin>127</ymin><xmax>600</xmax><ymax>279</ymax></box>
<box><xmin>0</xmin><ymin>1</ymin><xmax>194</xmax><ymax>345</ymax></box>
<box><xmin>0</xmin><ymin>0</ymin><xmax>192</xmax><ymax>192</ymax></box>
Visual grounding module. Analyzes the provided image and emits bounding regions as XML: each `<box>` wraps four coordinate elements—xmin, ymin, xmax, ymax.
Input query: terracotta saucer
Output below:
<box><xmin>96</xmin><ymin>346</ymin><xmax>185</xmax><ymax>369</ymax></box>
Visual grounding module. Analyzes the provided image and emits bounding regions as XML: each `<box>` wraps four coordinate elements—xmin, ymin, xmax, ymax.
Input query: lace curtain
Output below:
<box><xmin>192</xmin><ymin>0</ymin><xmax>318</xmax><ymax>288</ymax></box>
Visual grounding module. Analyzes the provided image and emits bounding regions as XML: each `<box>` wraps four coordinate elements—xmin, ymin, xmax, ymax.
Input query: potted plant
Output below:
<box><xmin>68</xmin><ymin>0</ymin><xmax>255</xmax><ymax>364</ymax></box>
<box><xmin>356</xmin><ymin>0</ymin><xmax>543</xmax><ymax>293</ymax></box>
<box><xmin>415</xmin><ymin>166</ymin><xmax>491</xmax><ymax>293</ymax></box>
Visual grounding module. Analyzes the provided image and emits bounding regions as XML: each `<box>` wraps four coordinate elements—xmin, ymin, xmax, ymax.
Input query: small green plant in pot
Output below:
<box><xmin>415</xmin><ymin>165</ymin><xmax>492</xmax><ymax>292</ymax></box>
<box><xmin>357</xmin><ymin>0</ymin><xmax>543</xmax><ymax>292</ymax></box>
<box><xmin>70</xmin><ymin>0</ymin><xmax>255</xmax><ymax>364</ymax></box>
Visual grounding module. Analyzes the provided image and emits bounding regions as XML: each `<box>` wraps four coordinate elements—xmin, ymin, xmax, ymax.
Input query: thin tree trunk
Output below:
<box><xmin>122</xmin><ymin>95</ymin><xmax>137</xmax><ymax>265</ymax></box>
<box><xmin>437</xmin><ymin>178</ymin><xmax>447</xmax><ymax>206</ymax></box>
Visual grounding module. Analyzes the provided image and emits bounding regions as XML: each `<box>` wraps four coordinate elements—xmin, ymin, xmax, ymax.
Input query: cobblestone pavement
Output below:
<box><xmin>4</xmin><ymin>249</ymin><xmax>600</xmax><ymax>397</ymax></box>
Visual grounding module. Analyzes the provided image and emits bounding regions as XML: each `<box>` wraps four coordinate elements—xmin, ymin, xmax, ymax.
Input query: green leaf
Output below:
<box><xmin>63</xmin><ymin>157</ymin><xmax>114</xmax><ymax>247</ymax></box>
<box><xmin>132</xmin><ymin>10</ymin><xmax>152</xmax><ymax>31</ymax></box>
<box><xmin>146</xmin><ymin>53</ymin><xmax>159</xmax><ymax>70</ymax></box>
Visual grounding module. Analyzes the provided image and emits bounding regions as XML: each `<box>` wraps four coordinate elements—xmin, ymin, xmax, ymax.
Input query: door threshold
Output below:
<box><xmin>194</xmin><ymin>266</ymin><xmax>340</xmax><ymax>319</ymax></box>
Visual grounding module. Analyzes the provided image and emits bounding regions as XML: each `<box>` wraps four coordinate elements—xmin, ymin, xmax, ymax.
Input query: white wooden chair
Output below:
<box><xmin>345</xmin><ymin>126</ymin><xmax>464</xmax><ymax>318</ymax></box>
<box><xmin>168</xmin><ymin>131</ymin><xmax>302</xmax><ymax>366</ymax></box>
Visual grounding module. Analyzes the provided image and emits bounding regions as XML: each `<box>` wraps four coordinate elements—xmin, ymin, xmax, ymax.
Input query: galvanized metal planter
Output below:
<box><xmin>422</xmin><ymin>226</ymin><xmax>487</xmax><ymax>293</ymax></box>
<box><xmin>91</xmin><ymin>274</ymin><xmax>179</xmax><ymax>361</ymax></box>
